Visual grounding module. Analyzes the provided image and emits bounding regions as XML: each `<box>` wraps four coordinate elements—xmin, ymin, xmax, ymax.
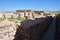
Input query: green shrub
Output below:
<box><xmin>16</xmin><ymin>17</ymin><xmax>26</xmax><ymax>21</ymax></box>
<box><xmin>6</xmin><ymin>18</ymin><xmax>15</xmax><ymax>21</ymax></box>
<box><xmin>0</xmin><ymin>17</ymin><xmax>26</xmax><ymax>22</ymax></box>
<box><xmin>6</xmin><ymin>17</ymin><xmax>26</xmax><ymax>22</ymax></box>
<box><xmin>0</xmin><ymin>18</ymin><xmax>4</xmax><ymax>21</ymax></box>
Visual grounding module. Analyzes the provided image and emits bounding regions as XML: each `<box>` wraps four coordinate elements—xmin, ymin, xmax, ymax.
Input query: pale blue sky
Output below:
<box><xmin>0</xmin><ymin>0</ymin><xmax>60</xmax><ymax>11</ymax></box>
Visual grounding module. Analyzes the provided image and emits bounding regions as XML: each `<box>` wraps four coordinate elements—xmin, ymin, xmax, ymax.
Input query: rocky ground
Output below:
<box><xmin>0</xmin><ymin>20</ymin><xmax>21</xmax><ymax>40</ymax></box>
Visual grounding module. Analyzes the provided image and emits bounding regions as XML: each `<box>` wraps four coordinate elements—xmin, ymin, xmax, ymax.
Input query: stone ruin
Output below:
<box><xmin>14</xmin><ymin>16</ymin><xmax>53</xmax><ymax>40</ymax></box>
<box><xmin>0</xmin><ymin>20</ymin><xmax>17</xmax><ymax>40</ymax></box>
<box><xmin>0</xmin><ymin>16</ymin><xmax>53</xmax><ymax>40</ymax></box>
<box><xmin>0</xmin><ymin>10</ymin><xmax>55</xmax><ymax>40</ymax></box>
<box><xmin>0</xmin><ymin>10</ymin><xmax>55</xmax><ymax>20</ymax></box>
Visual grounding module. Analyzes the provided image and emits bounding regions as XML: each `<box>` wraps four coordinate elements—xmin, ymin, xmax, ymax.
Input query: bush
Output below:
<box><xmin>7</xmin><ymin>17</ymin><xmax>26</xmax><ymax>22</ymax></box>
<box><xmin>0</xmin><ymin>18</ymin><xmax>4</xmax><ymax>21</ymax></box>
<box><xmin>0</xmin><ymin>17</ymin><xmax>26</xmax><ymax>22</ymax></box>
<box><xmin>16</xmin><ymin>17</ymin><xmax>26</xmax><ymax>21</ymax></box>
<box><xmin>7</xmin><ymin>18</ymin><xmax>15</xmax><ymax>21</ymax></box>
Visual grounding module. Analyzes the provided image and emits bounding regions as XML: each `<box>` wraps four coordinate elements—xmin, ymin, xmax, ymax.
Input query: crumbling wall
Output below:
<box><xmin>14</xmin><ymin>16</ymin><xmax>53</xmax><ymax>40</ymax></box>
<box><xmin>0</xmin><ymin>16</ymin><xmax>53</xmax><ymax>40</ymax></box>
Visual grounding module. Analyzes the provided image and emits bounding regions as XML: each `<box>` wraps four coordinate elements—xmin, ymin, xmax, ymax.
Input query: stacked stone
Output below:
<box><xmin>0</xmin><ymin>20</ymin><xmax>17</xmax><ymax>40</ymax></box>
<box><xmin>14</xmin><ymin>16</ymin><xmax>53</xmax><ymax>40</ymax></box>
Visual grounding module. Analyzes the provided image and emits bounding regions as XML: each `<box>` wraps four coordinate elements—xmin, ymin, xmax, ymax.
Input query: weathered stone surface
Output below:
<box><xmin>0</xmin><ymin>10</ymin><xmax>55</xmax><ymax>40</ymax></box>
<box><xmin>0</xmin><ymin>20</ymin><xmax>17</xmax><ymax>40</ymax></box>
<box><xmin>14</xmin><ymin>16</ymin><xmax>53</xmax><ymax>40</ymax></box>
<box><xmin>18</xmin><ymin>12</ymin><xmax>25</xmax><ymax>18</ymax></box>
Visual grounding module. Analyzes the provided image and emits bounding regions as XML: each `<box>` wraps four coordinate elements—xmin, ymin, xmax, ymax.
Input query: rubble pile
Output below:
<box><xmin>0</xmin><ymin>20</ymin><xmax>17</xmax><ymax>40</ymax></box>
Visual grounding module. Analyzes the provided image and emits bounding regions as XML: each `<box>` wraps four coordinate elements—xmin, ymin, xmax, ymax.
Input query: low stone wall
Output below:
<box><xmin>0</xmin><ymin>12</ymin><xmax>54</xmax><ymax>20</ymax></box>
<box><xmin>14</xmin><ymin>16</ymin><xmax>53</xmax><ymax>40</ymax></box>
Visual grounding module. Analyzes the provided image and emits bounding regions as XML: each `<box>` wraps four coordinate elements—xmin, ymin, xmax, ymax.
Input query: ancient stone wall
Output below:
<box><xmin>14</xmin><ymin>16</ymin><xmax>53</xmax><ymax>40</ymax></box>
<box><xmin>0</xmin><ymin>16</ymin><xmax>53</xmax><ymax>40</ymax></box>
<box><xmin>0</xmin><ymin>11</ymin><xmax>53</xmax><ymax>20</ymax></box>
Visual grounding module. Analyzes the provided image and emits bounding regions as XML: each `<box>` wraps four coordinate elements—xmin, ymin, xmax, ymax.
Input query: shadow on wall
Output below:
<box><xmin>55</xmin><ymin>14</ymin><xmax>60</xmax><ymax>40</ymax></box>
<box><xmin>13</xmin><ymin>16</ymin><xmax>53</xmax><ymax>40</ymax></box>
